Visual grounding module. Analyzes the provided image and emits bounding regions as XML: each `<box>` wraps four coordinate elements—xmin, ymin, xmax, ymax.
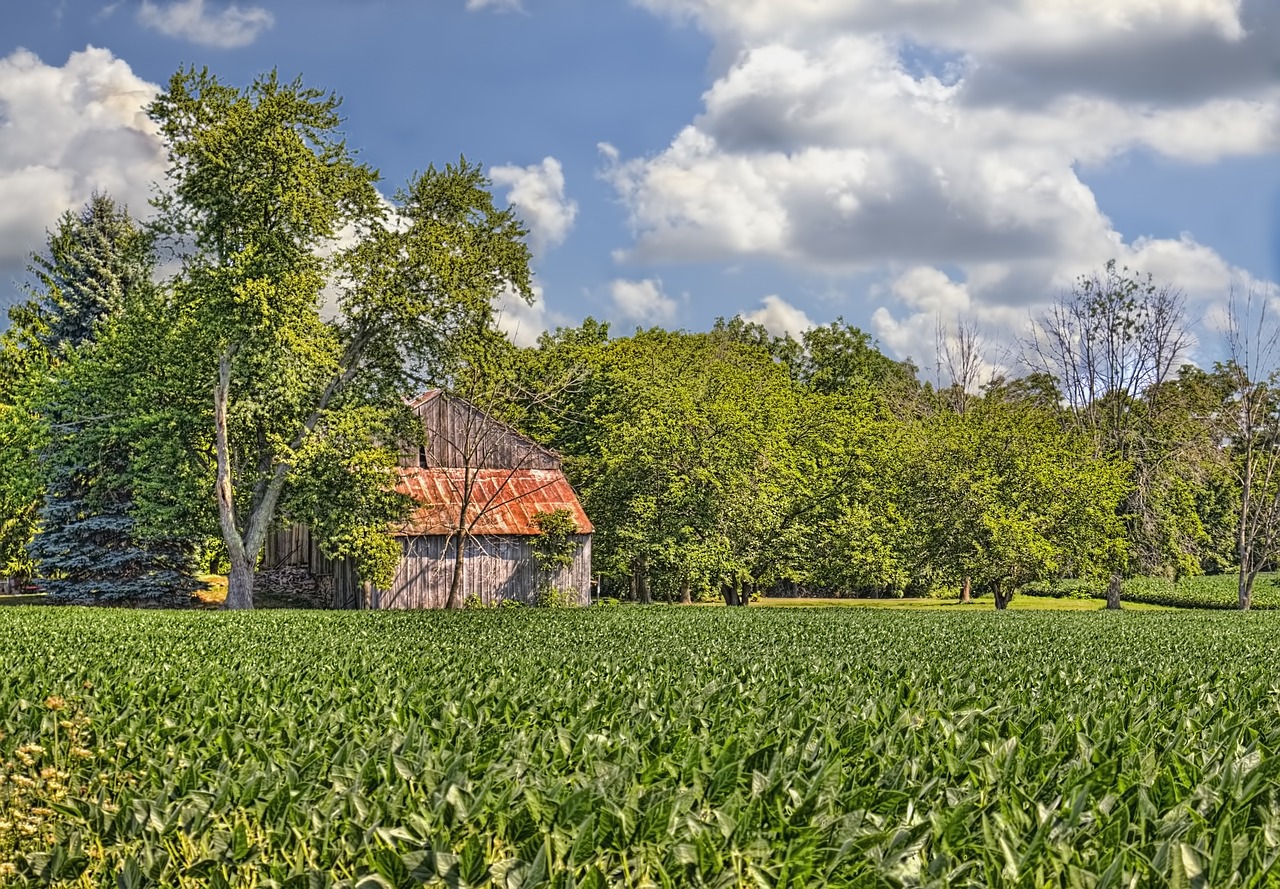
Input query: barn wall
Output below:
<box><xmin>400</xmin><ymin>394</ymin><xmax>561</xmax><ymax>470</ymax></box>
<box><xmin>381</xmin><ymin>533</ymin><xmax>592</xmax><ymax>609</ymax></box>
<box><xmin>263</xmin><ymin>525</ymin><xmax>360</xmax><ymax>609</ymax></box>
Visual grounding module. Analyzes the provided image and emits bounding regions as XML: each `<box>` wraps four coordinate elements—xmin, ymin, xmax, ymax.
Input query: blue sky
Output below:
<box><xmin>2</xmin><ymin>0</ymin><xmax>1278</xmax><ymax>372</ymax></box>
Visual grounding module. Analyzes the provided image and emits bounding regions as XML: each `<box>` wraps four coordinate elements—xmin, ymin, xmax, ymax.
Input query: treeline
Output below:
<box><xmin>1</xmin><ymin>66</ymin><xmax>1277</xmax><ymax>611</ymax></box>
<box><xmin>488</xmin><ymin>270</ymin><xmax>1271</xmax><ymax>610</ymax></box>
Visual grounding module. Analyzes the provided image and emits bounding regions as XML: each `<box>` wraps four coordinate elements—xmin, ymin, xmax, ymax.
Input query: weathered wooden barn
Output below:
<box><xmin>263</xmin><ymin>391</ymin><xmax>592</xmax><ymax>608</ymax></box>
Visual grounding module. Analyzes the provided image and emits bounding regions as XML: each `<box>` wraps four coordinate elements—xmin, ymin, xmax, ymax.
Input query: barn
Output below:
<box><xmin>262</xmin><ymin>390</ymin><xmax>593</xmax><ymax>608</ymax></box>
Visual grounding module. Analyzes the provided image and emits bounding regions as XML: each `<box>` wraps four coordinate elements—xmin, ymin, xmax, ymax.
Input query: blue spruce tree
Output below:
<box><xmin>22</xmin><ymin>194</ymin><xmax>201</xmax><ymax>604</ymax></box>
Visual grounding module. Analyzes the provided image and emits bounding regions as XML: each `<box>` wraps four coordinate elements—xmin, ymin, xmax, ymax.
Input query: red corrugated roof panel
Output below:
<box><xmin>394</xmin><ymin>467</ymin><xmax>594</xmax><ymax>537</ymax></box>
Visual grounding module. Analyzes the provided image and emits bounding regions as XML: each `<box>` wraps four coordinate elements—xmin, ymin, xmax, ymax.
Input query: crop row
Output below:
<box><xmin>3</xmin><ymin>608</ymin><xmax>1280</xmax><ymax>886</ymax></box>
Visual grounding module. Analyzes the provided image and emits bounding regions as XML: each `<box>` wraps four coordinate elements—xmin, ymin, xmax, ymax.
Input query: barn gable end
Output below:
<box><xmin>401</xmin><ymin>389</ymin><xmax>561</xmax><ymax>471</ymax></box>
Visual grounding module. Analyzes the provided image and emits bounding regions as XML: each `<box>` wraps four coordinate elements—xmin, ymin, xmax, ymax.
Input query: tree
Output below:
<box><xmin>1025</xmin><ymin>260</ymin><xmax>1194</xmax><ymax>604</ymax></box>
<box><xmin>147</xmin><ymin>68</ymin><xmax>533</xmax><ymax>609</ymax></box>
<box><xmin>785</xmin><ymin>388</ymin><xmax>914</xmax><ymax>598</ymax></box>
<box><xmin>574</xmin><ymin>330</ymin><xmax>802</xmax><ymax>604</ymax></box>
<box><xmin>8</xmin><ymin>194</ymin><xmax>202</xmax><ymax>603</ymax></box>
<box><xmin>905</xmin><ymin>388</ymin><xmax>1129</xmax><ymax>610</ymax></box>
<box><xmin>1219</xmin><ymin>286</ymin><xmax>1280</xmax><ymax>610</ymax></box>
<box><xmin>0</xmin><ymin>331</ymin><xmax>45</xmax><ymax>582</ymax></box>
<box><xmin>798</xmin><ymin>320</ymin><xmax>917</xmax><ymax>400</ymax></box>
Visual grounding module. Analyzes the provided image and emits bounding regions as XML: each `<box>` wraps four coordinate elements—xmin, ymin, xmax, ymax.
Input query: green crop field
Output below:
<box><xmin>3</xmin><ymin>608</ymin><xmax>1280</xmax><ymax>887</ymax></box>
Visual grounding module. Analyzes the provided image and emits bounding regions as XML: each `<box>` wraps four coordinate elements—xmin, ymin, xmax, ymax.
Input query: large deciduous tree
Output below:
<box><xmin>1219</xmin><ymin>286</ymin><xmax>1280</xmax><ymax>610</ymax></box>
<box><xmin>905</xmin><ymin>387</ymin><xmax>1129</xmax><ymax>610</ymax></box>
<box><xmin>147</xmin><ymin>68</ymin><xmax>533</xmax><ymax>609</ymax></box>
<box><xmin>552</xmin><ymin>329</ymin><xmax>802</xmax><ymax>604</ymax></box>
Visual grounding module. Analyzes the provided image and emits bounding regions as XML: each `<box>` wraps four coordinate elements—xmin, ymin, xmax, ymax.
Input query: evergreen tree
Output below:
<box><xmin>21</xmin><ymin>194</ymin><xmax>200</xmax><ymax>604</ymax></box>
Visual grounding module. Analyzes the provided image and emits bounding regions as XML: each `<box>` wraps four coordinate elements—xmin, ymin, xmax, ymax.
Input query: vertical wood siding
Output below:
<box><xmin>382</xmin><ymin>534</ymin><xmax>592</xmax><ymax>608</ymax></box>
<box><xmin>264</xmin><ymin>525</ymin><xmax>591</xmax><ymax>608</ymax></box>
<box><xmin>263</xmin><ymin>526</ymin><xmax>360</xmax><ymax>608</ymax></box>
<box><xmin>400</xmin><ymin>394</ymin><xmax>562</xmax><ymax>470</ymax></box>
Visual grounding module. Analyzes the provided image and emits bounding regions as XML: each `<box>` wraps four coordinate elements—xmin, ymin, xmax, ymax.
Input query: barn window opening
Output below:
<box><xmin>418</xmin><ymin>444</ymin><xmax>428</xmax><ymax>467</ymax></box>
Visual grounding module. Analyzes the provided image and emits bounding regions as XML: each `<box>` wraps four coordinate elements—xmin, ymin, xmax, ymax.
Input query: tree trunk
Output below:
<box><xmin>680</xmin><ymin>579</ymin><xmax>692</xmax><ymax>605</ymax></box>
<box><xmin>723</xmin><ymin>582</ymin><xmax>739</xmax><ymax>607</ymax></box>
<box><xmin>960</xmin><ymin>576</ymin><xmax>971</xmax><ymax>604</ymax></box>
<box><xmin>224</xmin><ymin>552</ymin><xmax>255</xmax><ymax>610</ymax></box>
<box><xmin>740</xmin><ymin>580</ymin><xmax>751</xmax><ymax>607</ymax></box>
<box><xmin>1106</xmin><ymin>571</ymin><xmax>1122</xmax><ymax>610</ymax></box>
<box><xmin>213</xmin><ymin>347</ymin><xmax>292</xmax><ymax>612</ymax></box>
<box><xmin>446</xmin><ymin>532</ymin><xmax>465</xmax><ymax>609</ymax></box>
<box><xmin>216</xmin><ymin>349</ymin><xmax>254</xmax><ymax>611</ymax></box>
<box><xmin>635</xmin><ymin>555</ymin><xmax>651</xmax><ymax>605</ymax></box>
<box><xmin>1239</xmin><ymin>566</ymin><xmax>1254</xmax><ymax>611</ymax></box>
<box><xmin>993</xmin><ymin>583</ymin><xmax>1012</xmax><ymax>611</ymax></box>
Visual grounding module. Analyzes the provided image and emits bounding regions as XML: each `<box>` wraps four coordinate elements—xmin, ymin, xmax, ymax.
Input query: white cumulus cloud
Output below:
<box><xmin>610</xmin><ymin>278</ymin><xmax>678</xmax><ymax>325</ymax></box>
<box><xmin>616</xmin><ymin>0</ymin><xmax>1280</xmax><ymax>361</ymax></box>
<box><xmin>467</xmin><ymin>0</ymin><xmax>524</xmax><ymax>11</ymax></box>
<box><xmin>743</xmin><ymin>295</ymin><xmax>814</xmax><ymax>337</ymax></box>
<box><xmin>0</xmin><ymin>48</ymin><xmax>164</xmax><ymax>315</ymax></box>
<box><xmin>494</xmin><ymin>283</ymin><xmax>568</xmax><ymax>348</ymax></box>
<box><xmin>490</xmin><ymin>157</ymin><xmax>578</xmax><ymax>254</ymax></box>
<box><xmin>138</xmin><ymin>0</ymin><xmax>274</xmax><ymax>49</ymax></box>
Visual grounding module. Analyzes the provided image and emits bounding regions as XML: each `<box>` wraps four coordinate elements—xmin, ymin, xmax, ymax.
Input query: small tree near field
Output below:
<box><xmin>531</xmin><ymin>508</ymin><xmax>580</xmax><ymax>606</ymax></box>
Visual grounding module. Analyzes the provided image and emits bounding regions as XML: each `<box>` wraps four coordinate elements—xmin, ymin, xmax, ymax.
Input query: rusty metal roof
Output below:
<box><xmin>394</xmin><ymin>467</ymin><xmax>593</xmax><ymax>537</ymax></box>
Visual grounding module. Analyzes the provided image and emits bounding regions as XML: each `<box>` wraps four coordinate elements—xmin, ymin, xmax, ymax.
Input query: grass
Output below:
<box><xmin>1021</xmin><ymin>570</ymin><xmax>1280</xmax><ymax>610</ymax></box>
<box><xmin>753</xmin><ymin>595</ymin><xmax>1172</xmax><ymax>611</ymax></box>
<box><xmin>2</xmin><ymin>572</ymin><xmax>1262</xmax><ymax>613</ymax></box>
<box><xmin>0</xmin><ymin>594</ymin><xmax>45</xmax><ymax>606</ymax></box>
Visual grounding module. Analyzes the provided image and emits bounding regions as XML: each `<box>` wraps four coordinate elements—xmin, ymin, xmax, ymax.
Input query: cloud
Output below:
<box><xmin>610</xmin><ymin>278</ymin><xmax>678</xmax><ymax>325</ymax></box>
<box><xmin>466</xmin><ymin>0</ymin><xmax>524</xmax><ymax>11</ymax></box>
<box><xmin>490</xmin><ymin>157</ymin><xmax>578</xmax><ymax>254</ymax></box>
<box><xmin>494</xmin><ymin>283</ymin><xmax>566</xmax><ymax>348</ymax></box>
<box><xmin>634</xmin><ymin>0</ymin><xmax>1252</xmax><ymax>56</ymax></box>
<box><xmin>0</xmin><ymin>48</ymin><xmax>164</xmax><ymax>316</ymax></box>
<box><xmin>615</xmin><ymin>0</ymin><xmax>1280</xmax><ymax>361</ymax></box>
<box><xmin>743</xmin><ymin>295</ymin><xmax>813</xmax><ymax>337</ymax></box>
<box><xmin>867</xmin><ymin>239</ymin><xmax>1251</xmax><ymax>372</ymax></box>
<box><xmin>138</xmin><ymin>0</ymin><xmax>274</xmax><ymax>49</ymax></box>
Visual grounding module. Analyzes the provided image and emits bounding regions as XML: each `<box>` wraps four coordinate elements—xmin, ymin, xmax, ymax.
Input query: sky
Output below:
<box><xmin>2</xmin><ymin>0</ymin><xmax>1279</xmax><ymax>374</ymax></box>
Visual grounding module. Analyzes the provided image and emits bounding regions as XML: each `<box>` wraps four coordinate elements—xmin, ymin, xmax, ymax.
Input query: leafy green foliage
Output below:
<box><xmin>0</xmin><ymin>338</ymin><xmax>45</xmax><ymax>577</ymax></box>
<box><xmin>589</xmin><ymin>330</ymin><xmax>805</xmax><ymax>599</ymax></box>
<box><xmin>904</xmin><ymin>388</ymin><xmax>1130</xmax><ymax>606</ymax></box>
<box><xmin>529</xmin><ymin>510</ymin><xmax>580</xmax><ymax>608</ymax></box>
<box><xmin>283</xmin><ymin>405</ymin><xmax>413</xmax><ymax>589</ymax></box>
<box><xmin>4</xmin><ymin>608</ymin><xmax>1280</xmax><ymax>885</ymax></box>
<box><xmin>10</xmin><ymin>194</ymin><xmax>203</xmax><ymax>602</ymax></box>
<box><xmin>529</xmin><ymin>509</ymin><xmax>578</xmax><ymax>573</ymax></box>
